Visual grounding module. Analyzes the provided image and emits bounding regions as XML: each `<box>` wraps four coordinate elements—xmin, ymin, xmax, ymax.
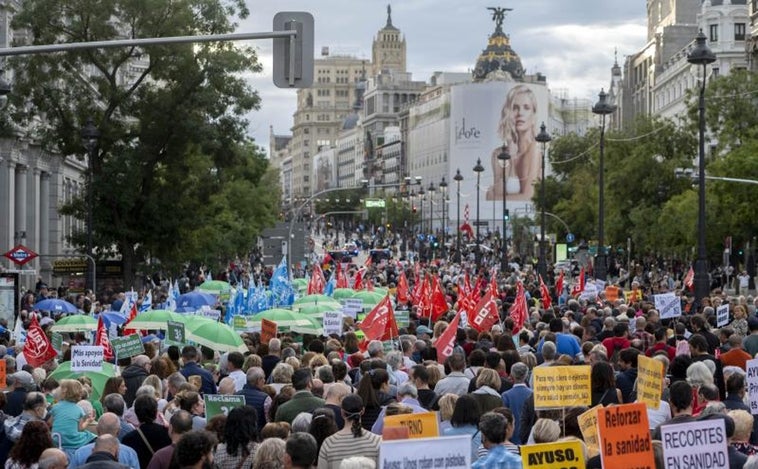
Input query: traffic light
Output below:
<box><xmin>412</xmin><ymin>205</ymin><xmax>417</xmax><ymax>213</ymax></box>
<box><xmin>272</xmin><ymin>12</ymin><xmax>314</xmax><ymax>88</ymax></box>
<box><xmin>503</xmin><ymin>209</ymin><xmax>510</xmax><ymax>221</ymax></box>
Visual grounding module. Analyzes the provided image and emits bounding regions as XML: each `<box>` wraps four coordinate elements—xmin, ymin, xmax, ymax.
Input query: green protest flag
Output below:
<box><xmin>167</xmin><ymin>320</ymin><xmax>186</xmax><ymax>345</ymax></box>
<box><xmin>110</xmin><ymin>334</ymin><xmax>144</xmax><ymax>359</ymax></box>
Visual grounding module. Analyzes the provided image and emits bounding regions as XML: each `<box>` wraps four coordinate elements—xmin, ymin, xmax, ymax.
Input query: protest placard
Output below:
<box><xmin>322</xmin><ymin>311</ymin><xmax>343</xmax><ymax>336</ymax></box>
<box><xmin>167</xmin><ymin>320</ymin><xmax>186</xmax><ymax>345</ymax></box>
<box><xmin>654</xmin><ymin>292</ymin><xmax>682</xmax><ymax>319</ymax></box>
<box><xmin>717</xmin><ymin>304</ymin><xmax>730</xmax><ymax>328</ymax></box>
<box><xmin>201</xmin><ymin>309</ymin><xmax>221</xmax><ymax>320</ymax></box>
<box><xmin>660</xmin><ymin>418</ymin><xmax>728</xmax><ymax>469</ymax></box>
<box><xmin>261</xmin><ymin>318</ymin><xmax>278</xmax><ymax>344</ymax></box>
<box><xmin>394</xmin><ymin>310</ymin><xmax>410</xmax><ymax>328</ymax></box>
<box><xmin>71</xmin><ymin>345</ymin><xmax>104</xmax><ymax>372</ymax></box>
<box><xmin>597</xmin><ymin>402</ymin><xmax>655</xmax><ymax>469</ymax></box>
<box><xmin>51</xmin><ymin>332</ymin><xmax>63</xmax><ymax>354</ymax></box>
<box><xmin>578</xmin><ymin>406</ymin><xmax>600</xmax><ymax>458</ymax></box>
<box><xmin>521</xmin><ymin>439</ymin><xmax>586</xmax><ymax>469</ymax></box>
<box><xmin>232</xmin><ymin>316</ymin><xmax>249</xmax><ymax>332</ymax></box>
<box><xmin>378</xmin><ymin>435</ymin><xmax>470</xmax><ymax>469</ymax></box>
<box><xmin>111</xmin><ymin>334</ymin><xmax>144</xmax><ymax>359</ymax></box>
<box><xmin>533</xmin><ymin>365</ymin><xmax>591</xmax><ymax>408</ymax></box>
<box><xmin>637</xmin><ymin>355</ymin><xmax>664</xmax><ymax>410</ymax></box>
<box><xmin>203</xmin><ymin>394</ymin><xmax>246</xmax><ymax>420</ymax></box>
<box><xmin>382</xmin><ymin>412</ymin><xmax>439</xmax><ymax>439</ymax></box>
<box><xmin>746</xmin><ymin>358</ymin><xmax>758</xmax><ymax>414</ymax></box>
<box><xmin>341</xmin><ymin>298</ymin><xmax>363</xmax><ymax>319</ymax></box>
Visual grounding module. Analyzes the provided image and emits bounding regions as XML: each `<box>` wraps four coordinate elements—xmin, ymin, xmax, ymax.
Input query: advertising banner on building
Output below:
<box><xmin>449</xmin><ymin>81</ymin><xmax>549</xmax><ymax>222</ymax></box>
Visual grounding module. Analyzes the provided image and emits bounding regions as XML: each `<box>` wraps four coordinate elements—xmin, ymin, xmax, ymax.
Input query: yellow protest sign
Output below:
<box><xmin>578</xmin><ymin>406</ymin><xmax>601</xmax><ymax>458</ymax></box>
<box><xmin>383</xmin><ymin>412</ymin><xmax>439</xmax><ymax>439</ymax></box>
<box><xmin>636</xmin><ymin>355</ymin><xmax>664</xmax><ymax>410</ymax></box>
<box><xmin>521</xmin><ymin>440</ymin><xmax>586</xmax><ymax>469</ymax></box>
<box><xmin>533</xmin><ymin>365</ymin><xmax>591</xmax><ymax>408</ymax></box>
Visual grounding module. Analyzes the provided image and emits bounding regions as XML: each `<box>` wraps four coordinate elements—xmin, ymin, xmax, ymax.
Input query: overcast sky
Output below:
<box><xmin>241</xmin><ymin>1</ymin><xmax>648</xmax><ymax>155</ymax></box>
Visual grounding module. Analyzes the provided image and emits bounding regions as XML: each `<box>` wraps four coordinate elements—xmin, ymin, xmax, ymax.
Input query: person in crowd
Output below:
<box><xmin>252</xmin><ymin>437</ymin><xmax>286</xmax><ymax>469</ymax></box>
<box><xmin>238</xmin><ymin>367</ymin><xmax>271</xmax><ymax>431</ymax></box>
<box><xmin>70</xmin><ymin>412</ymin><xmax>140</xmax><ymax>468</ymax></box>
<box><xmin>371</xmin><ymin>382</ymin><xmax>427</xmax><ymax>434</ymax></box>
<box><xmin>173</xmin><ymin>390</ymin><xmax>207</xmax><ymax>430</ymax></box>
<box><xmin>721</xmin><ymin>335</ymin><xmax>752</xmax><ymax>371</ymax></box>
<box><xmin>146</xmin><ymin>410</ymin><xmax>193</xmax><ymax>469</ymax></box>
<box><xmin>590</xmin><ymin>361</ymin><xmax>622</xmax><ymax>406</ymax></box>
<box><xmin>77</xmin><ymin>435</ymin><xmax>129</xmax><ymax>469</ymax></box>
<box><xmin>100</xmin><ymin>377</ymin><xmax>127</xmax><ymax>406</ymax></box>
<box><xmin>122</xmin><ymin>355</ymin><xmax>151</xmax><ymax>407</ymax></box>
<box><xmin>615</xmin><ymin>348</ymin><xmax>640</xmax><ymax>403</ymax></box>
<box><xmin>225</xmin><ymin>352</ymin><xmax>247</xmax><ymax>392</ymax></box>
<box><xmin>213</xmin><ymin>406</ymin><xmax>260</xmax><ymax>469</ymax></box>
<box><xmin>5</xmin><ymin>420</ymin><xmax>53</xmax><ymax>469</ymax></box>
<box><xmin>472</xmin><ymin>412</ymin><xmax>523</xmax><ymax>468</ymax></box>
<box><xmin>317</xmin><ymin>394</ymin><xmax>381</xmax><ymax>469</ymax></box>
<box><xmin>284</xmin><ymin>432</ymin><xmax>318</xmax><ymax>469</ymax></box>
<box><xmin>49</xmin><ymin>379</ymin><xmax>96</xmax><ymax>458</ymax></box>
<box><xmin>3</xmin><ymin>391</ymin><xmax>47</xmax><ymax>444</ymax></box>
<box><xmin>653</xmin><ymin>381</ymin><xmax>695</xmax><ymax>440</ymax></box>
<box><xmin>102</xmin><ymin>393</ymin><xmax>135</xmax><ymax>440</ymax></box>
<box><xmin>322</xmin><ymin>382</ymin><xmax>349</xmax><ymax>430</ymax></box>
<box><xmin>441</xmin><ymin>394</ymin><xmax>482</xmax><ymax>461</ymax></box>
<box><xmin>729</xmin><ymin>409</ymin><xmax>758</xmax><ymax>456</ymax></box>
<box><xmin>171</xmin><ymin>430</ymin><xmax>217</xmax><ymax>469</ymax></box>
<box><xmin>122</xmin><ymin>395</ymin><xmax>172</xmax><ymax>468</ymax></box>
<box><xmin>500</xmin><ymin>362</ymin><xmax>531</xmax><ymax>445</ymax></box>
<box><xmin>179</xmin><ymin>346</ymin><xmax>217</xmax><ymax>396</ymax></box>
<box><xmin>274</xmin><ymin>369</ymin><xmax>325</xmax><ymax>424</ymax></box>
<box><xmin>5</xmin><ymin>371</ymin><xmax>35</xmax><ymax>417</ymax></box>
<box><xmin>434</xmin><ymin>354</ymin><xmax>470</xmax><ymax>397</ymax></box>
<box><xmin>470</xmin><ymin>369</ymin><xmax>503</xmax><ymax>414</ymax></box>
<box><xmin>262</xmin><ymin>339</ymin><xmax>282</xmax><ymax>380</ymax></box>
<box><xmin>410</xmin><ymin>365</ymin><xmax>437</xmax><ymax>410</ymax></box>
<box><xmin>309</xmin><ymin>407</ymin><xmax>338</xmax><ymax>455</ymax></box>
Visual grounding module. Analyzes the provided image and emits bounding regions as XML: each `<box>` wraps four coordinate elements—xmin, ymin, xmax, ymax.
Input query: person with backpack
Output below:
<box><xmin>601</xmin><ymin>323</ymin><xmax>631</xmax><ymax>368</ymax></box>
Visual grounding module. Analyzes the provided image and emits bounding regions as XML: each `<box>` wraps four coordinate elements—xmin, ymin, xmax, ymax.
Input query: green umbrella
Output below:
<box><xmin>185</xmin><ymin>320</ymin><xmax>247</xmax><ymax>353</ymax></box>
<box><xmin>293</xmin><ymin>299</ymin><xmax>341</xmax><ymax>312</ymax></box>
<box><xmin>49</xmin><ymin>361</ymin><xmax>116</xmax><ymax>401</ymax></box>
<box><xmin>125</xmin><ymin>309</ymin><xmax>185</xmax><ymax>330</ymax></box>
<box><xmin>197</xmin><ymin>280</ymin><xmax>232</xmax><ymax>293</ymax></box>
<box><xmin>293</xmin><ymin>294</ymin><xmax>334</xmax><ymax>306</ymax></box>
<box><xmin>373</xmin><ymin>287</ymin><xmax>389</xmax><ymax>296</ymax></box>
<box><xmin>249</xmin><ymin>309</ymin><xmax>312</xmax><ymax>330</ymax></box>
<box><xmin>296</xmin><ymin>304</ymin><xmax>339</xmax><ymax>317</ymax></box>
<box><xmin>332</xmin><ymin>288</ymin><xmax>355</xmax><ymax>300</ymax></box>
<box><xmin>292</xmin><ymin>278</ymin><xmax>308</xmax><ymax>289</ymax></box>
<box><xmin>51</xmin><ymin>315</ymin><xmax>98</xmax><ymax>333</ymax></box>
<box><xmin>351</xmin><ymin>291</ymin><xmax>385</xmax><ymax>305</ymax></box>
<box><xmin>290</xmin><ymin>316</ymin><xmax>324</xmax><ymax>336</ymax></box>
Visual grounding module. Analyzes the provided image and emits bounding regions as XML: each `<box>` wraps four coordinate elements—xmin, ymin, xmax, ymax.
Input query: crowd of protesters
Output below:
<box><xmin>1</xmin><ymin>252</ymin><xmax>758</xmax><ymax>468</ymax></box>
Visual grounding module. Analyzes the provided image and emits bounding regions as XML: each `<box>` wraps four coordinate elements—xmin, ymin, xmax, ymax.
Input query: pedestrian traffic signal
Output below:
<box><xmin>503</xmin><ymin>209</ymin><xmax>510</xmax><ymax>221</ymax></box>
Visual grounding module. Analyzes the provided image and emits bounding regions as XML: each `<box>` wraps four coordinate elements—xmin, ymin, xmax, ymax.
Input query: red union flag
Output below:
<box><xmin>24</xmin><ymin>315</ymin><xmax>57</xmax><ymax>367</ymax></box>
<box><xmin>308</xmin><ymin>264</ymin><xmax>326</xmax><ymax>295</ymax></box>
<box><xmin>359</xmin><ymin>295</ymin><xmax>398</xmax><ymax>342</ymax></box>
<box><xmin>469</xmin><ymin>290</ymin><xmax>500</xmax><ymax>333</ymax></box>
<box><xmin>684</xmin><ymin>266</ymin><xmax>694</xmax><ymax>291</ymax></box>
<box><xmin>95</xmin><ymin>315</ymin><xmax>114</xmax><ymax>361</ymax></box>
<box><xmin>396</xmin><ymin>271</ymin><xmax>410</xmax><ymax>304</ymax></box>
<box><xmin>436</xmin><ymin>311</ymin><xmax>461</xmax><ymax>363</ymax></box>
<box><xmin>539</xmin><ymin>275</ymin><xmax>552</xmax><ymax>310</ymax></box>
<box><xmin>555</xmin><ymin>270</ymin><xmax>564</xmax><ymax>297</ymax></box>
<box><xmin>510</xmin><ymin>281</ymin><xmax>529</xmax><ymax>333</ymax></box>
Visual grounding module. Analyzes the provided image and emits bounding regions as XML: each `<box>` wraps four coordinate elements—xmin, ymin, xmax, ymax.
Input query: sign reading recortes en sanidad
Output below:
<box><xmin>532</xmin><ymin>365</ymin><xmax>591</xmax><ymax>408</ymax></box>
<box><xmin>378</xmin><ymin>435</ymin><xmax>470</xmax><ymax>469</ymax></box>
<box><xmin>204</xmin><ymin>394</ymin><xmax>245</xmax><ymax>420</ymax></box>
<box><xmin>110</xmin><ymin>334</ymin><xmax>144</xmax><ymax>359</ymax></box>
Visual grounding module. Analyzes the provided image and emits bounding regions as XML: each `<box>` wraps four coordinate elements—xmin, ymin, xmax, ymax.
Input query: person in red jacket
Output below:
<box><xmin>645</xmin><ymin>327</ymin><xmax>676</xmax><ymax>362</ymax></box>
<box><xmin>601</xmin><ymin>323</ymin><xmax>631</xmax><ymax>368</ymax></box>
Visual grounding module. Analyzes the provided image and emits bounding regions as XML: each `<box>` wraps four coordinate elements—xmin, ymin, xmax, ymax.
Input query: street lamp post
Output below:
<box><xmin>454</xmin><ymin>169</ymin><xmax>463</xmax><ymax>263</ymax></box>
<box><xmin>439</xmin><ymin>177</ymin><xmax>448</xmax><ymax>257</ymax></box>
<box><xmin>473</xmin><ymin>158</ymin><xmax>485</xmax><ymax>269</ymax></box>
<box><xmin>688</xmin><ymin>31</ymin><xmax>716</xmax><ymax>306</ymax></box>
<box><xmin>418</xmin><ymin>185</ymin><xmax>425</xmax><ymax>234</ymax></box>
<box><xmin>427</xmin><ymin>182</ymin><xmax>436</xmax><ymax>236</ymax></box>
<box><xmin>591</xmin><ymin>90</ymin><xmax>616</xmax><ymax>281</ymax></box>
<box><xmin>496</xmin><ymin>145</ymin><xmax>510</xmax><ymax>272</ymax></box>
<box><xmin>81</xmin><ymin>118</ymin><xmax>100</xmax><ymax>294</ymax></box>
<box><xmin>535</xmin><ymin>122</ymin><xmax>552</xmax><ymax>280</ymax></box>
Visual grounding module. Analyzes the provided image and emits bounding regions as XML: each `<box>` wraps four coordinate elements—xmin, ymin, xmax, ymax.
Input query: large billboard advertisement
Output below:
<box><xmin>449</xmin><ymin>81</ymin><xmax>549</xmax><ymax>226</ymax></box>
<box><xmin>312</xmin><ymin>149</ymin><xmax>337</xmax><ymax>193</ymax></box>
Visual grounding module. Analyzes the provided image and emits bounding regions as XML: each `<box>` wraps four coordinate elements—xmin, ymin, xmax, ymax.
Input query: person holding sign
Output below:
<box><xmin>317</xmin><ymin>394</ymin><xmax>381</xmax><ymax>469</ymax></box>
<box><xmin>472</xmin><ymin>412</ymin><xmax>523</xmax><ymax>468</ymax></box>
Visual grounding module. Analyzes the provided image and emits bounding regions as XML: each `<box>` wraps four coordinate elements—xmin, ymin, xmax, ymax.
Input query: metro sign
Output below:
<box><xmin>3</xmin><ymin>244</ymin><xmax>38</xmax><ymax>266</ymax></box>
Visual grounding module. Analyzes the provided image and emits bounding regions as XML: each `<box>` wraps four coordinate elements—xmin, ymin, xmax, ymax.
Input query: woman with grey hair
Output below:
<box><xmin>291</xmin><ymin>412</ymin><xmax>313</xmax><ymax>433</ymax></box>
<box><xmin>385</xmin><ymin>351</ymin><xmax>408</xmax><ymax>385</ymax></box>
<box><xmin>270</xmin><ymin>363</ymin><xmax>294</xmax><ymax>394</ymax></box>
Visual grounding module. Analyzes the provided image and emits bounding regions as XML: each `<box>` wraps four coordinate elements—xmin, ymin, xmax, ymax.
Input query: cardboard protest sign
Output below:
<box><xmin>167</xmin><ymin>320</ymin><xmax>186</xmax><ymax>345</ymax></box>
<box><xmin>261</xmin><ymin>318</ymin><xmax>277</xmax><ymax>344</ymax></box>
<box><xmin>378</xmin><ymin>435</ymin><xmax>470</xmax><ymax>469</ymax></box>
<box><xmin>660</xmin><ymin>418</ymin><xmax>728</xmax><ymax>469</ymax></box>
<box><xmin>204</xmin><ymin>394</ymin><xmax>245</xmax><ymax>420</ymax></box>
<box><xmin>322</xmin><ymin>311</ymin><xmax>343</xmax><ymax>336</ymax></box>
<box><xmin>746</xmin><ymin>358</ymin><xmax>758</xmax><ymax>414</ymax></box>
<box><xmin>110</xmin><ymin>334</ymin><xmax>144</xmax><ymax>359</ymax></box>
<box><xmin>654</xmin><ymin>292</ymin><xmax>681</xmax><ymax>319</ymax></box>
<box><xmin>533</xmin><ymin>365</ymin><xmax>591</xmax><ymax>408</ymax></box>
<box><xmin>382</xmin><ymin>412</ymin><xmax>439</xmax><ymax>439</ymax></box>
<box><xmin>637</xmin><ymin>355</ymin><xmax>664</xmax><ymax>410</ymax></box>
<box><xmin>597</xmin><ymin>402</ymin><xmax>655</xmax><ymax>469</ymax></box>
<box><xmin>716</xmin><ymin>304</ymin><xmax>730</xmax><ymax>328</ymax></box>
<box><xmin>71</xmin><ymin>345</ymin><xmax>104</xmax><ymax>372</ymax></box>
<box><xmin>578</xmin><ymin>406</ymin><xmax>601</xmax><ymax>458</ymax></box>
<box><xmin>521</xmin><ymin>439</ymin><xmax>586</xmax><ymax>469</ymax></box>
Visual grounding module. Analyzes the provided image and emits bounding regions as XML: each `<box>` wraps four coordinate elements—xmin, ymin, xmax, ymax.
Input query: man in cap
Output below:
<box><xmin>4</xmin><ymin>371</ymin><xmax>35</xmax><ymax>417</ymax></box>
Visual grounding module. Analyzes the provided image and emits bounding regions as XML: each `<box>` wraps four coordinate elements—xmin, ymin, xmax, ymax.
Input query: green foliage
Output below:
<box><xmin>9</xmin><ymin>0</ymin><xmax>277</xmax><ymax>285</ymax></box>
<box><xmin>702</xmin><ymin>70</ymin><xmax>758</xmax><ymax>154</ymax></box>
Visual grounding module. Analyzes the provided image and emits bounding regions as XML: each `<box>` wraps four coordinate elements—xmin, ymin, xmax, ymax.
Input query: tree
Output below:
<box><xmin>9</xmin><ymin>0</ymin><xmax>277</xmax><ymax>286</ymax></box>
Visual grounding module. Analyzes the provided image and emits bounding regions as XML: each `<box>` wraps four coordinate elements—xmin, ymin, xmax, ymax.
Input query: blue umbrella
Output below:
<box><xmin>175</xmin><ymin>291</ymin><xmax>217</xmax><ymax>313</ymax></box>
<box><xmin>34</xmin><ymin>298</ymin><xmax>78</xmax><ymax>314</ymax></box>
<box><xmin>99</xmin><ymin>311</ymin><xmax>127</xmax><ymax>328</ymax></box>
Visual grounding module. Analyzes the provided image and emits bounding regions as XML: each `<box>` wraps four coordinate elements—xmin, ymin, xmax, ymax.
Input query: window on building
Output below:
<box><xmin>709</xmin><ymin>24</ymin><xmax>718</xmax><ymax>42</ymax></box>
<box><xmin>735</xmin><ymin>23</ymin><xmax>746</xmax><ymax>41</ymax></box>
